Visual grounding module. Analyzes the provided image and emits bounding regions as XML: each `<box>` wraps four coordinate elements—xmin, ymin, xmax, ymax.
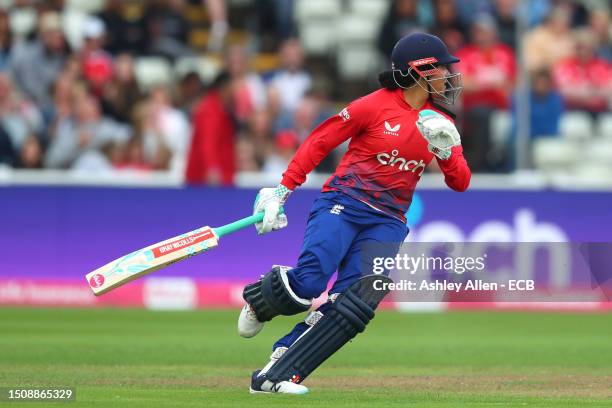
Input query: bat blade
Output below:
<box><xmin>85</xmin><ymin>226</ymin><xmax>219</xmax><ymax>296</ymax></box>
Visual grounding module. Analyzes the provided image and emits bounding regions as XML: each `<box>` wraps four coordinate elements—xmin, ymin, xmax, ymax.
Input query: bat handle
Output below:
<box><xmin>213</xmin><ymin>207</ymin><xmax>285</xmax><ymax>238</ymax></box>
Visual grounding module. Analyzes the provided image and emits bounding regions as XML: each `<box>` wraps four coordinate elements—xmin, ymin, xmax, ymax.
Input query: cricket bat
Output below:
<box><xmin>86</xmin><ymin>211</ymin><xmax>273</xmax><ymax>296</ymax></box>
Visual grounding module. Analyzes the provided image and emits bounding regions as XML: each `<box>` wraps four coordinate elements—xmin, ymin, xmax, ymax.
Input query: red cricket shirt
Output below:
<box><xmin>281</xmin><ymin>88</ymin><xmax>471</xmax><ymax>221</ymax></box>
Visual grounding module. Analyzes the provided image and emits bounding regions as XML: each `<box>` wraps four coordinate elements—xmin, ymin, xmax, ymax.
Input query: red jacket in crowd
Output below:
<box><xmin>455</xmin><ymin>43</ymin><xmax>516</xmax><ymax>110</ymax></box>
<box><xmin>186</xmin><ymin>90</ymin><xmax>235</xmax><ymax>185</ymax></box>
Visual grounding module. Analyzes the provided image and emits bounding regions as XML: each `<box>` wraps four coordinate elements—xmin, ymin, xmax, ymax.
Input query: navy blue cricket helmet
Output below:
<box><xmin>391</xmin><ymin>32</ymin><xmax>459</xmax><ymax>72</ymax></box>
<box><xmin>389</xmin><ymin>32</ymin><xmax>462</xmax><ymax>105</ymax></box>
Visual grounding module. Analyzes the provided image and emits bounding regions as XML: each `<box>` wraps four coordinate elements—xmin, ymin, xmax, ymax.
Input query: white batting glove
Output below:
<box><xmin>253</xmin><ymin>184</ymin><xmax>291</xmax><ymax>235</ymax></box>
<box><xmin>416</xmin><ymin>109</ymin><xmax>461</xmax><ymax>160</ymax></box>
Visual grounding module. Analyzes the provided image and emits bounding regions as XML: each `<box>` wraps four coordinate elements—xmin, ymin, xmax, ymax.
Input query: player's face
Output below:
<box><xmin>428</xmin><ymin>66</ymin><xmax>452</xmax><ymax>93</ymax></box>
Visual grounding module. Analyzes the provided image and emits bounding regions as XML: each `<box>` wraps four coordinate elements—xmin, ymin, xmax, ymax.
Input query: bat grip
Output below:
<box><xmin>213</xmin><ymin>207</ymin><xmax>285</xmax><ymax>238</ymax></box>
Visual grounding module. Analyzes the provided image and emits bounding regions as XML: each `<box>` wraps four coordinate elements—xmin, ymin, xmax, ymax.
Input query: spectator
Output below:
<box><xmin>512</xmin><ymin>69</ymin><xmax>564</xmax><ymax>139</ymax></box>
<box><xmin>176</xmin><ymin>71</ymin><xmax>204</xmax><ymax>116</ymax></box>
<box><xmin>235</xmin><ymin>137</ymin><xmax>260</xmax><ymax>172</ymax></box>
<box><xmin>129</xmin><ymin>103</ymin><xmax>173</xmax><ymax>170</ymax></box>
<box><xmin>0</xmin><ymin>10</ymin><xmax>12</xmax><ymax>70</ymax></box>
<box><xmin>45</xmin><ymin>73</ymin><xmax>81</xmax><ymax>138</ymax></box>
<box><xmin>115</xmin><ymin>134</ymin><xmax>154</xmax><ymax>172</ymax></box>
<box><xmin>553</xmin><ymin>29</ymin><xmax>612</xmax><ymax>115</ymax></box>
<box><xmin>98</xmin><ymin>0</ymin><xmax>147</xmax><ymax>55</ymax></box>
<box><xmin>226</xmin><ymin>44</ymin><xmax>267</xmax><ymax>126</ymax></box>
<box><xmin>245</xmin><ymin>109</ymin><xmax>274</xmax><ymax>166</ymax></box>
<box><xmin>0</xmin><ymin>125</ymin><xmax>15</xmax><ymax>166</ymax></box>
<box><xmin>454</xmin><ymin>0</ymin><xmax>494</xmax><ymax>26</ymax></box>
<box><xmin>456</xmin><ymin>14</ymin><xmax>516</xmax><ymax>171</ymax></box>
<box><xmin>145</xmin><ymin>0</ymin><xmax>193</xmax><ymax>60</ymax></box>
<box><xmin>16</xmin><ymin>135</ymin><xmax>43</xmax><ymax>169</ymax></box>
<box><xmin>589</xmin><ymin>8</ymin><xmax>612</xmax><ymax>62</ymax></box>
<box><xmin>80</xmin><ymin>17</ymin><xmax>114</xmax><ymax>97</ymax></box>
<box><xmin>205</xmin><ymin>0</ymin><xmax>229</xmax><ymax>52</ymax></box>
<box><xmin>101</xmin><ymin>53</ymin><xmax>142</xmax><ymax>124</ymax></box>
<box><xmin>255</xmin><ymin>0</ymin><xmax>295</xmax><ymax>51</ymax></box>
<box><xmin>268</xmin><ymin>39</ymin><xmax>312</xmax><ymax>119</ymax></box>
<box><xmin>565</xmin><ymin>1</ymin><xmax>590</xmax><ymax>28</ymax></box>
<box><xmin>45</xmin><ymin>93</ymin><xmax>130</xmax><ymax>168</ymax></box>
<box><xmin>493</xmin><ymin>0</ymin><xmax>517</xmax><ymax>49</ymax></box>
<box><xmin>524</xmin><ymin>6</ymin><xmax>574</xmax><ymax>72</ymax></box>
<box><xmin>280</xmin><ymin>92</ymin><xmax>335</xmax><ymax>172</ymax></box>
<box><xmin>35</xmin><ymin>0</ymin><xmax>65</xmax><ymax>13</ymax></box>
<box><xmin>378</xmin><ymin>0</ymin><xmax>431</xmax><ymax>59</ymax></box>
<box><xmin>10</xmin><ymin>11</ymin><xmax>70</xmax><ymax>106</ymax></box>
<box><xmin>140</xmin><ymin>86</ymin><xmax>191</xmax><ymax>171</ymax></box>
<box><xmin>523</xmin><ymin>0</ymin><xmax>552</xmax><ymax>27</ymax></box>
<box><xmin>0</xmin><ymin>73</ymin><xmax>44</xmax><ymax>155</ymax></box>
<box><xmin>262</xmin><ymin>129</ymin><xmax>298</xmax><ymax>175</ymax></box>
<box><xmin>62</xmin><ymin>54</ymin><xmax>83</xmax><ymax>82</ymax></box>
<box><xmin>282</xmin><ymin>93</ymin><xmax>324</xmax><ymax>143</ymax></box>
<box><xmin>432</xmin><ymin>0</ymin><xmax>469</xmax><ymax>46</ymax></box>
<box><xmin>186</xmin><ymin>72</ymin><xmax>235</xmax><ymax>185</ymax></box>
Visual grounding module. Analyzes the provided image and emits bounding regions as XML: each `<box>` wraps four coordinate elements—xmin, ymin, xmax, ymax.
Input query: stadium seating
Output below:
<box><xmin>573</xmin><ymin>163</ymin><xmax>612</xmax><ymax>187</ymax></box>
<box><xmin>65</xmin><ymin>0</ymin><xmax>106</xmax><ymax>14</ymax></box>
<box><xmin>335</xmin><ymin>15</ymin><xmax>382</xmax><ymax>79</ymax></box>
<box><xmin>298</xmin><ymin>21</ymin><xmax>338</xmax><ymax>56</ymax></box>
<box><xmin>174</xmin><ymin>56</ymin><xmax>222</xmax><ymax>84</ymax></box>
<box><xmin>349</xmin><ymin>0</ymin><xmax>391</xmax><ymax>20</ymax></box>
<box><xmin>295</xmin><ymin>0</ymin><xmax>342</xmax><ymax>21</ymax></box>
<box><xmin>337</xmin><ymin>47</ymin><xmax>381</xmax><ymax>79</ymax></box>
<box><xmin>336</xmin><ymin>15</ymin><xmax>380</xmax><ymax>45</ymax></box>
<box><xmin>533</xmin><ymin>138</ymin><xmax>578</xmax><ymax>171</ymax></box>
<box><xmin>597</xmin><ymin>113</ymin><xmax>612</xmax><ymax>140</ymax></box>
<box><xmin>62</xmin><ymin>10</ymin><xmax>88</xmax><ymax>50</ymax></box>
<box><xmin>134</xmin><ymin>57</ymin><xmax>173</xmax><ymax>89</ymax></box>
<box><xmin>490</xmin><ymin>110</ymin><xmax>512</xmax><ymax>149</ymax></box>
<box><xmin>295</xmin><ymin>0</ymin><xmax>342</xmax><ymax>55</ymax></box>
<box><xmin>9</xmin><ymin>7</ymin><xmax>36</xmax><ymax>39</ymax></box>
<box><xmin>559</xmin><ymin>112</ymin><xmax>594</xmax><ymax>141</ymax></box>
<box><xmin>584</xmin><ymin>140</ymin><xmax>612</xmax><ymax>165</ymax></box>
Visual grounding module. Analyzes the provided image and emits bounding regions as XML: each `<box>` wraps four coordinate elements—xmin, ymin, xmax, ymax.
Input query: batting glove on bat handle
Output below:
<box><xmin>253</xmin><ymin>184</ymin><xmax>292</xmax><ymax>235</ymax></box>
<box><xmin>416</xmin><ymin>109</ymin><xmax>461</xmax><ymax>161</ymax></box>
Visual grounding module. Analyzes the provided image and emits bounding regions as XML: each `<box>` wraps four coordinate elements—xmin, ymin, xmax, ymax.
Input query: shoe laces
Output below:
<box><xmin>246</xmin><ymin>304</ymin><xmax>258</xmax><ymax>320</ymax></box>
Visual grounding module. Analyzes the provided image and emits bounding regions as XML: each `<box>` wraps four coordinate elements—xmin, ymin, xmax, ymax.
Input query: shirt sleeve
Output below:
<box><xmin>436</xmin><ymin>145</ymin><xmax>471</xmax><ymax>192</ymax></box>
<box><xmin>280</xmin><ymin>98</ymin><xmax>369</xmax><ymax>190</ymax></box>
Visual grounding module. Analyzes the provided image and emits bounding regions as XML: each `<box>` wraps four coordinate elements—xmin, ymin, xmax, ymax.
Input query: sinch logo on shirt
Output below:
<box><xmin>377</xmin><ymin>149</ymin><xmax>426</xmax><ymax>176</ymax></box>
<box><xmin>384</xmin><ymin>121</ymin><xmax>401</xmax><ymax>136</ymax></box>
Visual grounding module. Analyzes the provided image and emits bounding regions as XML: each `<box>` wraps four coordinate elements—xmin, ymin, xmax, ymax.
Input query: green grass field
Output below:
<box><xmin>1</xmin><ymin>308</ymin><xmax>611</xmax><ymax>407</ymax></box>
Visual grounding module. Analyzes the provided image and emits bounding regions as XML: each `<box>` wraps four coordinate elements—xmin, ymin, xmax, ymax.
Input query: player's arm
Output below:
<box><xmin>416</xmin><ymin>109</ymin><xmax>471</xmax><ymax>192</ymax></box>
<box><xmin>254</xmin><ymin>101</ymin><xmax>368</xmax><ymax>234</ymax></box>
<box><xmin>436</xmin><ymin>145</ymin><xmax>470</xmax><ymax>192</ymax></box>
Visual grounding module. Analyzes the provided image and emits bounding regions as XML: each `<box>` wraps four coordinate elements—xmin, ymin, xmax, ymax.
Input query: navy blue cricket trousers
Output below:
<box><xmin>274</xmin><ymin>191</ymin><xmax>408</xmax><ymax>349</ymax></box>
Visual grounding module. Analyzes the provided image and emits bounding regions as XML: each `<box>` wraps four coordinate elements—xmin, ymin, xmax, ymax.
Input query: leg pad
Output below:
<box><xmin>243</xmin><ymin>266</ymin><xmax>312</xmax><ymax>322</ymax></box>
<box><xmin>264</xmin><ymin>274</ymin><xmax>392</xmax><ymax>383</ymax></box>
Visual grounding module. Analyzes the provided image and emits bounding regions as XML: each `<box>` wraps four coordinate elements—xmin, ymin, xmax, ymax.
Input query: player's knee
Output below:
<box><xmin>289</xmin><ymin>252</ymin><xmax>337</xmax><ymax>299</ymax></box>
<box><xmin>288</xmin><ymin>275</ymin><xmax>327</xmax><ymax>300</ymax></box>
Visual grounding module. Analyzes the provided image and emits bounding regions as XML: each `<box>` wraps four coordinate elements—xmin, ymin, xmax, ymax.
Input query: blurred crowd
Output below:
<box><xmin>0</xmin><ymin>0</ymin><xmax>609</xmax><ymax>181</ymax></box>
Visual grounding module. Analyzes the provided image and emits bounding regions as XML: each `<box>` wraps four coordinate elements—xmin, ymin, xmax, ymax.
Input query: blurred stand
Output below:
<box><xmin>0</xmin><ymin>0</ymin><xmax>609</xmax><ymax>187</ymax></box>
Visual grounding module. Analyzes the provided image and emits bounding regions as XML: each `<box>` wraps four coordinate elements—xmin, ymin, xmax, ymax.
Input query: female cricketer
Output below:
<box><xmin>238</xmin><ymin>33</ymin><xmax>471</xmax><ymax>394</ymax></box>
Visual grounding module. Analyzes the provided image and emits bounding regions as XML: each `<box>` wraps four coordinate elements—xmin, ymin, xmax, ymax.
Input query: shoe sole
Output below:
<box><xmin>249</xmin><ymin>387</ymin><xmax>308</xmax><ymax>395</ymax></box>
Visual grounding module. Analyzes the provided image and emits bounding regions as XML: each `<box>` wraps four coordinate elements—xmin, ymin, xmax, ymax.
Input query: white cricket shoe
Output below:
<box><xmin>249</xmin><ymin>370</ymin><xmax>308</xmax><ymax>395</ymax></box>
<box><xmin>238</xmin><ymin>303</ymin><xmax>264</xmax><ymax>338</ymax></box>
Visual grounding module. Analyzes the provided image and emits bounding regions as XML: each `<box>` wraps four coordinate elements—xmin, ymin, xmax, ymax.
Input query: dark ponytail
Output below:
<box><xmin>378</xmin><ymin>70</ymin><xmax>417</xmax><ymax>90</ymax></box>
